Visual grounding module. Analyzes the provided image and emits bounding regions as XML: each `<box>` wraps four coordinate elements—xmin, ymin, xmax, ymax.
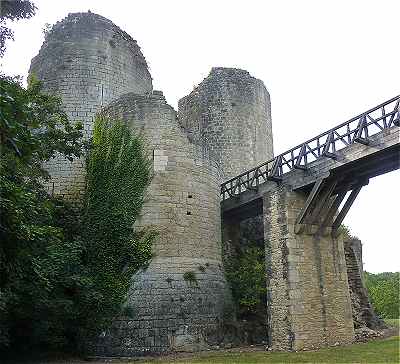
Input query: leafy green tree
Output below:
<box><xmin>224</xmin><ymin>246</ymin><xmax>267</xmax><ymax>318</ymax></box>
<box><xmin>1</xmin><ymin>1</ymin><xmax>154</xmax><ymax>355</ymax></box>
<box><xmin>0</xmin><ymin>75</ymin><xmax>83</xmax><ymax>350</ymax></box>
<box><xmin>0</xmin><ymin>78</ymin><xmax>155</xmax><ymax>353</ymax></box>
<box><xmin>0</xmin><ymin>0</ymin><xmax>36</xmax><ymax>57</ymax></box>
<box><xmin>365</xmin><ymin>272</ymin><xmax>399</xmax><ymax>319</ymax></box>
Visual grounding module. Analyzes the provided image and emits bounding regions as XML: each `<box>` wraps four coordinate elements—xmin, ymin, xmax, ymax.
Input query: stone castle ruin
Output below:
<box><xmin>29</xmin><ymin>12</ymin><xmax>385</xmax><ymax>356</ymax></box>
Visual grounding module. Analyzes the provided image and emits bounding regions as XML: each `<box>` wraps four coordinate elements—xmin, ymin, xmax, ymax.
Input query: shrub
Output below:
<box><xmin>365</xmin><ymin>272</ymin><xmax>399</xmax><ymax>319</ymax></box>
<box><xmin>183</xmin><ymin>271</ymin><xmax>198</xmax><ymax>284</ymax></box>
<box><xmin>224</xmin><ymin>246</ymin><xmax>267</xmax><ymax>318</ymax></box>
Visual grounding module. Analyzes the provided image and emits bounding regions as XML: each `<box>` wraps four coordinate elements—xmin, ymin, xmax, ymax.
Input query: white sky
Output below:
<box><xmin>1</xmin><ymin>0</ymin><xmax>399</xmax><ymax>273</ymax></box>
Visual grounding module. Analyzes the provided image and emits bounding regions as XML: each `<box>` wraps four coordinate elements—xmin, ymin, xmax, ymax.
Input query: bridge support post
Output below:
<box><xmin>263</xmin><ymin>185</ymin><xmax>354</xmax><ymax>351</ymax></box>
<box><xmin>221</xmin><ymin>215</ymin><xmax>241</xmax><ymax>259</ymax></box>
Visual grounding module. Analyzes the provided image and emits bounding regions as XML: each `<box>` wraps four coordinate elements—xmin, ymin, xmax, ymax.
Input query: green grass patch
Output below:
<box><xmin>135</xmin><ymin>336</ymin><xmax>399</xmax><ymax>364</ymax></box>
<box><xmin>385</xmin><ymin>318</ymin><xmax>400</xmax><ymax>328</ymax></box>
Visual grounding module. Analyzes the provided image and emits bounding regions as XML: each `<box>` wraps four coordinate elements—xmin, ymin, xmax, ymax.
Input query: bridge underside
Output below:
<box><xmin>222</xmin><ymin>127</ymin><xmax>399</xmax><ymax>350</ymax></box>
<box><xmin>222</xmin><ymin>127</ymin><xmax>399</xmax><ymax>217</ymax></box>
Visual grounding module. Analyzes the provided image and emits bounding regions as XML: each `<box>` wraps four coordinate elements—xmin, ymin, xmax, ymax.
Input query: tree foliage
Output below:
<box><xmin>0</xmin><ymin>75</ymin><xmax>83</xmax><ymax>350</ymax></box>
<box><xmin>224</xmin><ymin>246</ymin><xmax>267</xmax><ymax>318</ymax></box>
<box><xmin>0</xmin><ymin>74</ymin><xmax>83</xmax><ymax>174</ymax></box>
<box><xmin>339</xmin><ymin>224</ymin><xmax>359</xmax><ymax>240</ymax></box>
<box><xmin>0</xmin><ymin>76</ymin><xmax>154</xmax><ymax>354</ymax></box>
<box><xmin>365</xmin><ymin>272</ymin><xmax>399</xmax><ymax>319</ymax></box>
<box><xmin>1</xmin><ymin>2</ymin><xmax>154</xmax><ymax>356</ymax></box>
<box><xmin>0</xmin><ymin>0</ymin><xmax>37</xmax><ymax>57</ymax></box>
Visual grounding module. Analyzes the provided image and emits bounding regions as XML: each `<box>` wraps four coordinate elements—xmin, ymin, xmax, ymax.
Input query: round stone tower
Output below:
<box><xmin>178</xmin><ymin>67</ymin><xmax>273</xmax><ymax>180</ymax></box>
<box><xmin>29</xmin><ymin>12</ymin><xmax>152</xmax><ymax>199</ymax></box>
<box><xmin>97</xmin><ymin>91</ymin><xmax>230</xmax><ymax>356</ymax></box>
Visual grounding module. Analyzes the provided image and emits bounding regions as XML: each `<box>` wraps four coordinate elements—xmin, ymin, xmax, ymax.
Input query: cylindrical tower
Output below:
<box><xmin>29</xmin><ymin>12</ymin><xmax>153</xmax><ymax>199</ymax></box>
<box><xmin>97</xmin><ymin>91</ymin><xmax>230</xmax><ymax>356</ymax></box>
<box><xmin>178</xmin><ymin>67</ymin><xmax>273</xmax><ymax>180</ymax></box>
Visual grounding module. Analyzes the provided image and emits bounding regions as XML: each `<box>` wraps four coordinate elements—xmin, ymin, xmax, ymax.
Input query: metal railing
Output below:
<box><xmin>221</xmin><ymin>95</ymin><xmax>400</xmax><ymax>200</ymax></box>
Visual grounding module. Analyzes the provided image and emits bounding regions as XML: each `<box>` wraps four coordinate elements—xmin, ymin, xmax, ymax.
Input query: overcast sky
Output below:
<box><xmin>1</xmin><ymin>0</ymin><xmax>399</xmax><ymax>273</ymax></box>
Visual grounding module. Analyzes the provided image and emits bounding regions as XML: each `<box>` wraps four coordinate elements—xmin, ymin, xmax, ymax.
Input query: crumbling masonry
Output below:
<box><xmin>29</xmin><ymin>12</ymin><xmax>383</xmax><ymax>356</ymax></box>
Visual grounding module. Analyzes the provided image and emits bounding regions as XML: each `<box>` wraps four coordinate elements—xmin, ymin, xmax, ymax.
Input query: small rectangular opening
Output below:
<box><xmin>186</xmin><ymin>211</ymin><xmax>192</xmax><ymax>215</ymax></box>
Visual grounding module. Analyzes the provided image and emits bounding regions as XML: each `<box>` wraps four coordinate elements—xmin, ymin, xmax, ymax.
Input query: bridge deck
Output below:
<box><xmin>221</xmin><ymin>96</ymin><xmax>400</xmax><ymax>215</ymax></box>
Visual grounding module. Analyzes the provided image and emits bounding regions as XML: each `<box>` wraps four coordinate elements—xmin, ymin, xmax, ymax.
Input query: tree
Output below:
<box><xmin>0</xmin><ymin>74</ymin><xmax>156</xmax><ymax>354</ymax></box>
<box><xmin>0</xmin><ymin>2</ymin><xmax>154</xmax><ymax>355</ymax></box>
<box><xmin>0</xmin><ymin>0</ymin><xmax>36</xmax><ymax>57</ymax></box>
<box><xmin>365</xmin><ymin>272</ymin><xmax>399</xmax><ymax>319</ymax></box>
<box><xmin>0</xmin><ymin>75</ymin><xmax>84</xmax><ymax>350</ymax></box>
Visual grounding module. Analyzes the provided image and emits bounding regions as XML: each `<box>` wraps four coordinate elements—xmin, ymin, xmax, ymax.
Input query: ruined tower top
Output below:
<box><xmin>30</xmin><ymin>11</ymin><xmax>153</xmax><ymax>101</ymax></box>
<box><xmin>29</xmin><ymin>11</ymin><xmax>153</xmax><ymax>199</ymax></box>
<box><xmin>178</xmin><ymin>67</ymin><xmax>273</xmax><ymax>180</ymax></box>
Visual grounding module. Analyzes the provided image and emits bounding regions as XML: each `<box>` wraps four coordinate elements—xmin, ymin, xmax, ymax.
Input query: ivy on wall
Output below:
<box><xmin>0</xmin><ymin>80</ymin><xmax>155</xmax><ymax>354</ymax></box>
<box><xmin>224</xmin><ymin>246</ymin><xmax>267</xmax><ymax>318</ymax></box>
<box><xmin>79</xmin><ymin>115</ymin><xmax>156</xmax><ymax>343</ymax></box>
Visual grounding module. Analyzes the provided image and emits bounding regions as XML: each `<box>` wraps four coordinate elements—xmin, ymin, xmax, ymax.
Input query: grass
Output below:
<box><xmin>385</xmin><ymin>318</ymin><xmax>400</xmax><ymax>329</ymax></box>
<box><xmin>6</xmin><ymin>332</ymin><xmax>400</xmax><ymax>363</ymax></box>
<box><xmin>133</xmin><ymin>336</ymin><xmax>400</xmax><ymax>364</ymax></box>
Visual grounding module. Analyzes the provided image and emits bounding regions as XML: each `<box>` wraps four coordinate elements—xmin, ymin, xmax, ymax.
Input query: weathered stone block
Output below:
<box><xmin>263</xmin><ymin>185</ymin><xmax>355</xmax><ymax>351</ymax></box>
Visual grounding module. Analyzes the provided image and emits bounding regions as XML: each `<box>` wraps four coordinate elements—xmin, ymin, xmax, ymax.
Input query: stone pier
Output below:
<box><xmin>263</xmin><ymin>185</ymin><xmax>354</xmax><ymax>350</ymax></box>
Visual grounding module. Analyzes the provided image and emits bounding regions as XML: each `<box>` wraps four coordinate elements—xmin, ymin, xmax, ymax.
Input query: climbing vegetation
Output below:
<box><xmin>224</xmin><ymin>246</ymin><xmax>267</xmax><ymax>318</ymax></box>
<box><xmin>1</xmin><ymin>3</ymin><xmax>154</xmax><ymax>357</ymax></box>
<box><xmin>80</xmin><ymin>116</ymin><xmax>155</xmax><ymax>341</ymax></box>
<box><xmin>0</xmin><ymin>77</ymin><xmax>154</xmax><ymax>354</ymax></box>
<box><xmin>183</xmin><ymin>270</ymin><xmax>198</xmax><ymax>284</ymax></box>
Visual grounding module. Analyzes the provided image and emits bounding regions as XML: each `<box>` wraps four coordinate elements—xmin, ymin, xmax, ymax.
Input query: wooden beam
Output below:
<box><xmin>332</xmin><ymin>184</ymin><xmax>364</xmax><ymax>232</ymax></box>
<box><xmin>267</xmin><ymin>155</ymin><xmax>282</xmax><ymax>182</ymax></box>
<box><xmin>306</xmin><ymin>179</ymin><xmax>337</xmax><ymax>225</ymax></box>
<box><xmin>296</xmin><ymin>178</ymin><xmax>325</xmax><ymax>225</ymax></box>
<box><xmin>294</xmin><ymin>144</ymin><xmax>307</xmax><ymax>170</ymax></box>
<box><xmin>321</xmin><ymin>150</ymin><xmax>338</xmax><ymax>159</ymax></box>
<box><xmin>354</xmin><ymin>136</ymin><xmax>370</xmax><ymax>145</ymax></box>
<box><xmin>322</xmin><ymin>190</ymin><xmax>348</xmax><ymax>228</ymax></box>
<box><xmin>354</xmin><ymin>116</ymin><xmax>370</xmax><ymax>145</ymax></box>
<box><xmin>321</xmin><ymin>131</ymin><xmax>338</xmax><ymax>159</ymax></box>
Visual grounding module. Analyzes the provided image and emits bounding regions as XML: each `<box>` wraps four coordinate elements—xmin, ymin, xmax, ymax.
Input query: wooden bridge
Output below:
<box><xmin>222</xmin><ymin>95</ymin><xmax>399</xmax><ymax>233</ymax></box>
<box><xmin>220</xmin><ymin>96</ymin><xmax>399</xmax><ymax>351</ymax></box>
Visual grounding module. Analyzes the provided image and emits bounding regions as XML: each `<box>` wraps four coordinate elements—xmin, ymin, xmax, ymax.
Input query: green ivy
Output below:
<box><xmin>78</xmin><ymin>115</ymin><xmax>155</xmax><ymax>345</ymax></box>
<box><xmin>183</xmin><ymin>271</ymin><xmax>198</xmax><ymax>284</ymax></box>
<box><xmin>224</xmin><ymin>246</ymin><xmax>267</xmax><ymax>318</ymax></box>
<box><xmin>0</xmin><ymin>77</ymin><xmax>155</xmax><ymax>354</ymax></box>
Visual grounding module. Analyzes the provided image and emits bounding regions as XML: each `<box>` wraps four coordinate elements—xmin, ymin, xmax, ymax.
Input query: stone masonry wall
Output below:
<box><xmin>96</xmin><ymin>92</ymin><xmax>230</xmax><ymax>356</ymax></box>
<box><xmin>178</xmin><ymin>67</ymin><xmax>273</xmax><ymax>181</ymax></box>
<box><xmin>344</xmin><ymin>239</ymin><xmax>385</xmax><ymax>330</ymax></box>
<box><xmin>263</xmin><ymin>185</ymin><xmax>354</xmax><ymax>351</ymax></box>
<box><xmin>29</xmin><ymin>12</ymin><xmax>152</xmax><ymax>200</ymax></box>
